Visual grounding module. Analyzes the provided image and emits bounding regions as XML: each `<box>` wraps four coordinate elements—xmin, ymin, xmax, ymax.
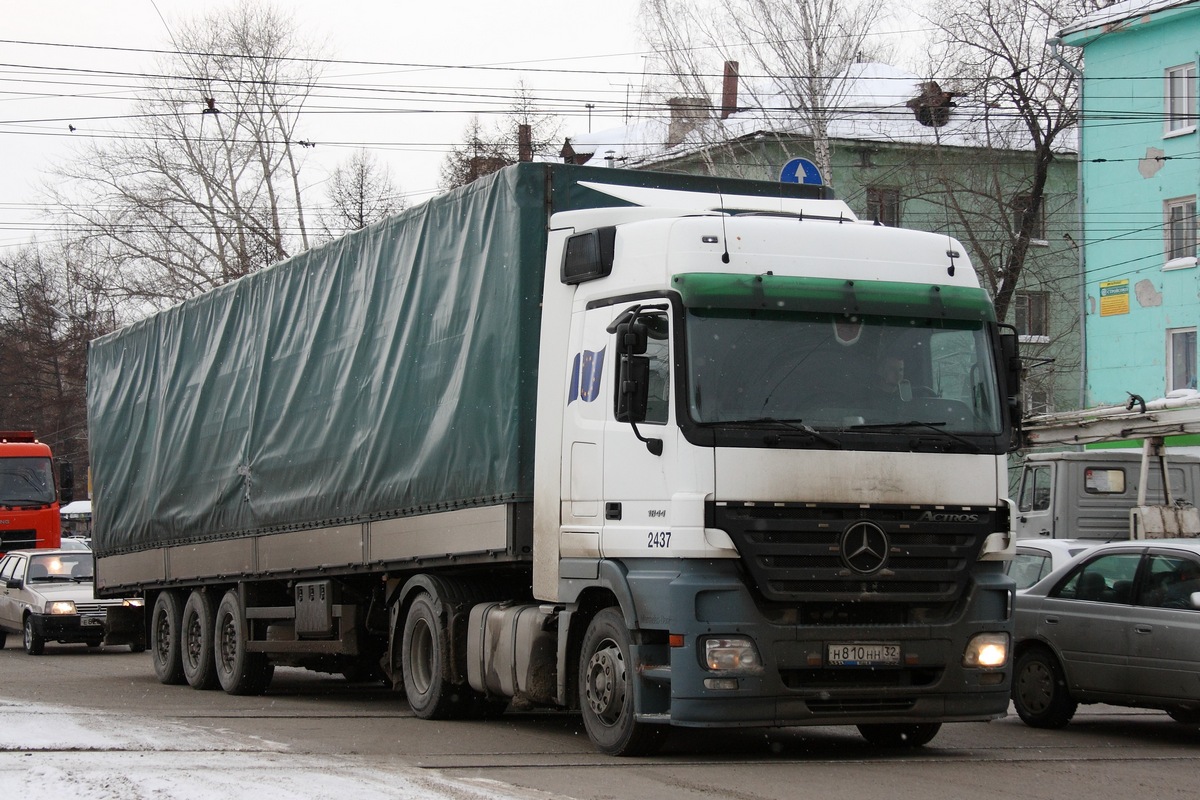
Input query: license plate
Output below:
<box><xmin>82</xmin><ymin>617</ymin><xmax>103</xmax><ymax>626</ymax></box>
<box><xmin>827</xmin><ymin>642</ymin><xmax>900</xmax><ymax>667</ymax></box>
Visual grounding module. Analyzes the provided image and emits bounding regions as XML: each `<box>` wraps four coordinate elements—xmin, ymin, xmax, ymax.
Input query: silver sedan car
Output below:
<box><xmin>1012</xmin><ymin>538</ymin><xmax>1200</xmax><ymax>728</ymax></box>
<box><xmin>0</xmin><ymin>549</ymin><xmax>145</xmax><ymax>654</ymax></box>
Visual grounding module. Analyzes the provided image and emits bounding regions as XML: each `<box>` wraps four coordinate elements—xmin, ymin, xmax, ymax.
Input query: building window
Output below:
<box><xmin>1165</xmin><ymin>63</ymin><xmax>1197</xmax><ymax>135</ymax></box>
<box><xmin>1025</xmin><ymin>386</ymin><xmax>1053</xmax><ymax>416</ymax></box>
<box><xmin>1168</xmin><ymin>327</ymin><xmax>1197</xmax><ymax>392</ymax></box>
<box><xmin>1165</xmin><ymin>196</ymin><xmax>1197</xmax><ymax>265</ymax></box>
<box><xmin>866</xmin><ymin>187</ymin><xmax>900</xmax><ymax>227</ymax></box>
<box><xmin>1014</xmin><ymin>291</ymin><xmax>1049</xmax><ymax>342</ymax></box>
<box><xmin>1011</xmin><ymin>194</ymin><xmax>1047</xmax><ymax>241</ymax></box>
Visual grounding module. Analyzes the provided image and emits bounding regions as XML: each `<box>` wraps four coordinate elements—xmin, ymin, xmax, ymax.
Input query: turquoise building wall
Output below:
<box><xmin>1064</xmin><ymin>2</ymin><xmax>1200</xmax><ymax>405</ymax></box>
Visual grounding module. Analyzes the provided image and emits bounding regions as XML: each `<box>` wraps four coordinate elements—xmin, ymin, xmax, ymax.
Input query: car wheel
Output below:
<box><xmin>1168</xmin><ymin>708</ymin><xmax>1200</xmax><ymax>724</ymax></box>
<box><xmin>23</xmin><ymin>615</ymin><xmax>45</xmax><ymax>656</ymax></box>
<box><xmin>1013</xmin><ymin>647</ymin><xmax>1077</xmax><ymax>729</ymax></box>
<box><xmin>857</xmin><ymin>723</ymin><xmax>941</xmax><ymax>747</ymax></box>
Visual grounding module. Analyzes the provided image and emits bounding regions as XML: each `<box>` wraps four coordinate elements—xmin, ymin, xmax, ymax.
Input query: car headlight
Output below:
<box><xmin>963</xmin><ymin>632</ymin><xmax>1009</xmax><ymax>668</ymax></box>
<box><xmin>123</xmin><ymin>598</ymin><xmax>145</xmax><ymax>608</ymax></box>
<box><xmin>703</xmin><ymin>636</ymin><xmax>763</xmax><ymax>672</ymax></box>
<box><xmin>47</xmin><ymin>600</ymin><xmax>77</xmax><ymax>615</ymax></box>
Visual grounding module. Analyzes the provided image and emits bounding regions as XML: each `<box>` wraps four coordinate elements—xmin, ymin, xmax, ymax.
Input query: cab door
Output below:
<box><xmin>1016</xmin><ymin>462</ymin><xmax>1055</xmax><ymax>538</ymax></box>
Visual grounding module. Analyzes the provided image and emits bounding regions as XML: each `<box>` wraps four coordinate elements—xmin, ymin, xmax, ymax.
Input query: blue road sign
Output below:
<box><xmin>780</xmin><ymin>157</ymin><xmax>823</xmax><ymax>186</ymax></box>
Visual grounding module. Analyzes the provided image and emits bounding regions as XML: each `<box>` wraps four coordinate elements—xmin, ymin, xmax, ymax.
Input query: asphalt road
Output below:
<box><xmin>2</xmin><ymin>639</ymin><xmax>1198</xmax><ymax>799</ymax></box>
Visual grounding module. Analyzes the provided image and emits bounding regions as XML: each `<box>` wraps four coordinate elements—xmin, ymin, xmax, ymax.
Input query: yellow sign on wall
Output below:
<box><xmin>1099</xmin><ymin>279</ymin><xmax>1129</xmax><ymax>316</ymax></box>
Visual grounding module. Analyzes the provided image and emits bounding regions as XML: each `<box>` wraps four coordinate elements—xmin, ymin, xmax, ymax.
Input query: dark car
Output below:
<box><xmin>0</xmin><ymin>549</ymin><xmax>145</xmax><ymax>654</ymax></box>
<box><xmin>1012</xmin><ymin>538</ymin><xmax>1200</xmax><ymax>728</ymax></box>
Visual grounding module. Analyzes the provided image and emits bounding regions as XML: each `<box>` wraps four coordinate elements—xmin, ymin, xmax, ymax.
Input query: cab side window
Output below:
<box><xmin>1018</xmin><ymin>465</ymin><xmax>1051</xmax><ymax>512</ymax></box>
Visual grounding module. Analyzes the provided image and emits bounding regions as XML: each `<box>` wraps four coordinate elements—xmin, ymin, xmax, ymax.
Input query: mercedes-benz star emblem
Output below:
<box><xmin>840</xmin><ymin>521</ymin><xmax>889</xmax><ymax>574</ymax></box>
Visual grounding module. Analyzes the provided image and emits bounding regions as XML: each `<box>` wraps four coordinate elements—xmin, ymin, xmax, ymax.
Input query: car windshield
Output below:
<box><xmin>685</xmin><ymin>308</ymin><xmax>1003</xmax><ymax>435</ymax></box>
<box><xmin>0</xmin><ymin>457</ymin><xmax>56</xmax><ymax>506</ymax></box>
<box><xmin>28</xmin><ymin>554</ymin><xmax>94</xmax><ymax>583</ymax></box>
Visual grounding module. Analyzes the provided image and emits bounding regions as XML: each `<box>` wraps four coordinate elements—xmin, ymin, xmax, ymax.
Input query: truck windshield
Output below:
<box><xmin>0</xmin><ymin>457</ymin><xmax>56</xmax><ymax>506</ymax></box>
<box><xmin>685</xmin><ymin>308</ymin><xmax>1003</xmax><ymax>436</ymax></box>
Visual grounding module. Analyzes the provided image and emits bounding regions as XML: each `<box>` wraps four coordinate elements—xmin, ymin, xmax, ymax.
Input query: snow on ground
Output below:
<box><xmin>0</xmin><ymin>697</ymin><xmax>535</xmax><ymax>800</ymax></box>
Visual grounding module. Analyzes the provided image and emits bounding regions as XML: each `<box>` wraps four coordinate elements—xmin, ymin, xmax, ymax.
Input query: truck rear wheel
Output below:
<box><xmin>401</xmin><ymin>592</ymin><xmax>457</xmax><ymax>718</ymax></box>
<box><xmin>151</xmin><ymin>591</ymin><xmax>186</xmax><ymax>685</ymax></box>
<box><xmin>181</xmin><ymin>590</ymin><xmax>220</xmax><ymax>690</ymax></box>
<box><xmin>214</xmin><ymin>590</ymin><xmax>273</xmax><ymax>695</ymax></box>
<box><xmin>578</xmin><ymin>607</ymin><xmax>666</xmax><ymax>756</ymax></box>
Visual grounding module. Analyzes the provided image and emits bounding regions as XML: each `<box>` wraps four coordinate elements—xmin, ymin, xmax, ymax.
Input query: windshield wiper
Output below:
<box><xmin>850</xmin><ymin>420</ymin><xmax>980</xmax><ymax>452</ymax></box>
<box><xmin>724</xmin><ymin>417</ymin><xmax>842</xmax><ymax>449</ymax></box>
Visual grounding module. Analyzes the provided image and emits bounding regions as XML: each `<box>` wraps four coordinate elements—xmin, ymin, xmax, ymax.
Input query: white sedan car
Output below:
<box><xmin>1007</xmin><ymin>539</ymin><xmax>1098</xmax><ymax>592</ymax></box>
<box><xmin>0</xmin><ymin>549</ymin><xmax>145</xmax><ymax>654</ymax></box>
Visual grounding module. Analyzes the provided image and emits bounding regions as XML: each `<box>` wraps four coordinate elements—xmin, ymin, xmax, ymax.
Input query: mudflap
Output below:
<box><xmin>104</xmin><ymin>605</ymin><xmax>147</xmax><ymax>648</ymax></box>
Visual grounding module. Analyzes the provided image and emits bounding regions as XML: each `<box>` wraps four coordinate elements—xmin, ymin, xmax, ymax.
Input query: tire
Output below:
<box><xmin>23</xmin><ymin>615</ymin><xmax>45</xmax><ymax>656</ymax></box>
<box><xmin>1168</xmin><ymin>708</ymin><xmax>1200</xmax><ymax>724</ymax></box>
<box><xmin>150</xmin><ymin>591</ymin><xmax>187</xmax><ymax>685</ymax></box>
<box><xmin>578</xmin><ymin>607</ymin><xmax>666</xmax><ymax>757</ymax></box>
<box><xmin>1012</xmin><ymin>647</ymin><xmax>1077</xmax><ymax>729</ymax></box>
<box><xmin>857</xmin><ymin>723</ymin><xmax>941</xmax><ymax>748</ymax></box>
<box><xmin>401</xmin><ymin>592</ymin><xmax>458</xmax><ymax>719</ymax></box>
<box><xmin>214</xmin><ymin>589</ymin><xmax>273</xmax><ymax>695</ymax></box>
<box><xmin>181</xmin><ymin>590</ymin><xmax>220</xmax><ymax>690</ymax></box>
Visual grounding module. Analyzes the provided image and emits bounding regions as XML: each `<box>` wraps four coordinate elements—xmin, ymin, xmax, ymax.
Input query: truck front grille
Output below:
<box><xmin>711</xmin><ymin>501</ymin><xmax>1001</xmax><ymax>604</ymax></box>
<box><xmin>0</xmin><ymin>529</ymin><xmax>38</xmax><ymax>550</ymax></box>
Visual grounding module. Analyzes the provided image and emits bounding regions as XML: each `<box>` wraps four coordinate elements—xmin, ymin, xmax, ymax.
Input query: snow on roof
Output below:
<box><xmin>562</xmin><ymin>62</ymin><xmax>1075</xmax><ymax>171</ymax></box>
<box><xmin>1060</xmin><ymin>0</ymin><xmax>1199</xmax><ymax>37</ymax></box>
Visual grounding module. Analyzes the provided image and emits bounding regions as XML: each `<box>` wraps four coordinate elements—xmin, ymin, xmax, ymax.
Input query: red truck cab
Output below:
<box><xmin>0</xmin><ymin>431</ymin><xmax>68</xmax><ymax>554</ymax></box>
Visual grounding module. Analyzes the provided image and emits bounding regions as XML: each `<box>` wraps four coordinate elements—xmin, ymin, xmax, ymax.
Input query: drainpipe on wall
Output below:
<box><xmin>1049</xmin><ymin>35</ymin><xmax>1087</xmax><ymax>409</ymax></box>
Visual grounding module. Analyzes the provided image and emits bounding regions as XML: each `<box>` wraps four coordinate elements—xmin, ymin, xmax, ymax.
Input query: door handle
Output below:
<box><xmin>1134</xmin><ymin>624</ymin><xmax>1153</xmax><ymax>635</ymax></box>
<box><xmin>1044</xmin><ymin>615</ymin><xmax>1060</xmax><ymax>625</ymax></box>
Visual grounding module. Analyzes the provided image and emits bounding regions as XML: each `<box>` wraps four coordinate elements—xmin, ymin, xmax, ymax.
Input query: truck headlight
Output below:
<box><xmin>703</xmin><ymin>636</ymin><xmax>763</xmax><ymax>672</ymax></box>
<box><xmin>963</xmin><ymin>632</ymin><xmax>1009</xmax><ymax>668</ymax></box>
<box><xmin>47</xmin><ymin>601</ymin><xmax>77</xmax><ymax>615</ymax></box>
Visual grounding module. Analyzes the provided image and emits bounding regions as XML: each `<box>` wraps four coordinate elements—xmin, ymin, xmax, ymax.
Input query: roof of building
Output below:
<box><xmin>562</xmin><ymin>62</ymin><xmax>1076</xmax><ymax>171</ymax></box>
<box><xmin>1060</xmin><ymin>0</ymin><xmax>1199</xmax><ymax>37</ymax></box>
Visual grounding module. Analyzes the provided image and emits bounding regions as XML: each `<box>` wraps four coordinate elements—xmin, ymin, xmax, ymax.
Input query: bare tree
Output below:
<box><xmin>321</xmin><ymin>149</ymin><xmax>406</xmax><ymax>237</ymax></box>
<box><xmin>439</xmin><ymin>82</ymin><xmax>564</xmax><ymax>191</ymax></box>
<box><xmin>0</xmin><ymin>240</ymin><xmax>122</xmax><ymax>475</ymax></box>
<box><xmin>925</xmin><ymin>0</ymin><xmax>1085</xmax><ymax>323</ymax></box>
<box><xmin>47</xmin><ymin>2</ymin><xmax>322</xmax><ymax>307</ymax></box>
<box><xmin>639</xmin><ymin>0</ymin><xmax>889</xmax><ymax>182</ymax></box>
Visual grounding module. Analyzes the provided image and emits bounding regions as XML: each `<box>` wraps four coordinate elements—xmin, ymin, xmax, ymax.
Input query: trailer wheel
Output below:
<box><xmin>857</xmin><ymin>723</ymin><xmax>941</xmax><ymax>747</ymax></box>
<box><xmin>214</xmin><ymin>590</ymin><xmax>273</xmax><ymax>696</ymax></box>
<box><xmin>22</xmin><ymin>614</ymin><xmax>45</xmax><ymax>656</ymax></box>
<box><xmin>1013</xmin><ymin>647</ymin><xmax>1077</xmax><ymax>729</ymax></box>
<box><xmin>578</xmin><ymin>607</ymin><xmax>666</xmax><ymax>756</ymax></box>
<box><xmin>181</xmin><ymin>590</ymin><xmax>220</xmax><ymax>690</ymax></box>
<box><xmin>150</xmin><ymin>591</ymin><xmax>186</xmax><ymax>684</ymax></box>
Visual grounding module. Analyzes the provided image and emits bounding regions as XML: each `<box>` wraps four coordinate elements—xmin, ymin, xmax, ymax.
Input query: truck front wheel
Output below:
<box><xmin>151</xmin><ymin>591</ymin><xmax>186</xmax><ymax>684</ymax></box>
<box><xmin>181</xmin><ymin>590</ymin><xmax>220</xmax><ymax>690</ymax></box>
<box><xmin>578</xmin><ymin>607</ymin><xmax>666</xmax><ymax>756</ymax></box>
<box><xmin>214</xmin><ymin>590</ymin><xmax>273</xmax><ymax>695</ymax></box>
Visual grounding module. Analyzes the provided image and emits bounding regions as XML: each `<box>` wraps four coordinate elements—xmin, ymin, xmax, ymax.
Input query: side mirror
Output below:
<box><xmin>615</xmin><ymin>356</ymin><xmax>650</xmax><ymax>423</ymax></box>
<box><xmin>998</xmin><ymin>326</ymin><xmax>1023</xmax><ymax>443</ymax></box>
<box><xmin>7</xmin><ymin>578</ymin><xmax>23</xmax><ymax>590</ymax></box>
<box><xmin>615</xmin><ymin>320</ymin><xmax>649</xmax><ymax>355</ymax></box>
<box><xmin>59</xmin><ymin>461</ymin><xmax>75</xmax><ymax>505</ymax></box>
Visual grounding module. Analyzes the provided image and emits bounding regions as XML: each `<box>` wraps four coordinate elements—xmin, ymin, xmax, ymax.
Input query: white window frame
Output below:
<box><xmin>1168</xmin><ymin>327</ymin><xmax>1198</xmax><ymax>392</ymax></box>
<box><xmin>1164</xmin><ymin>196</ymin><xmax>1198</xmax><ymax>269</ymax></box>
<box><xmin>1165</xmin><ymin>63</ymin><xmax>1197</xmax><ymax>137</ymax></box>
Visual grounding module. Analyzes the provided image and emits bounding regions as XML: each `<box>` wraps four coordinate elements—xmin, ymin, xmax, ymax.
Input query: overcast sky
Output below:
<box><xmin>0</xmin><ymin>0</ymin><xmax>648</xmax><ymax>251</ymax></box>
